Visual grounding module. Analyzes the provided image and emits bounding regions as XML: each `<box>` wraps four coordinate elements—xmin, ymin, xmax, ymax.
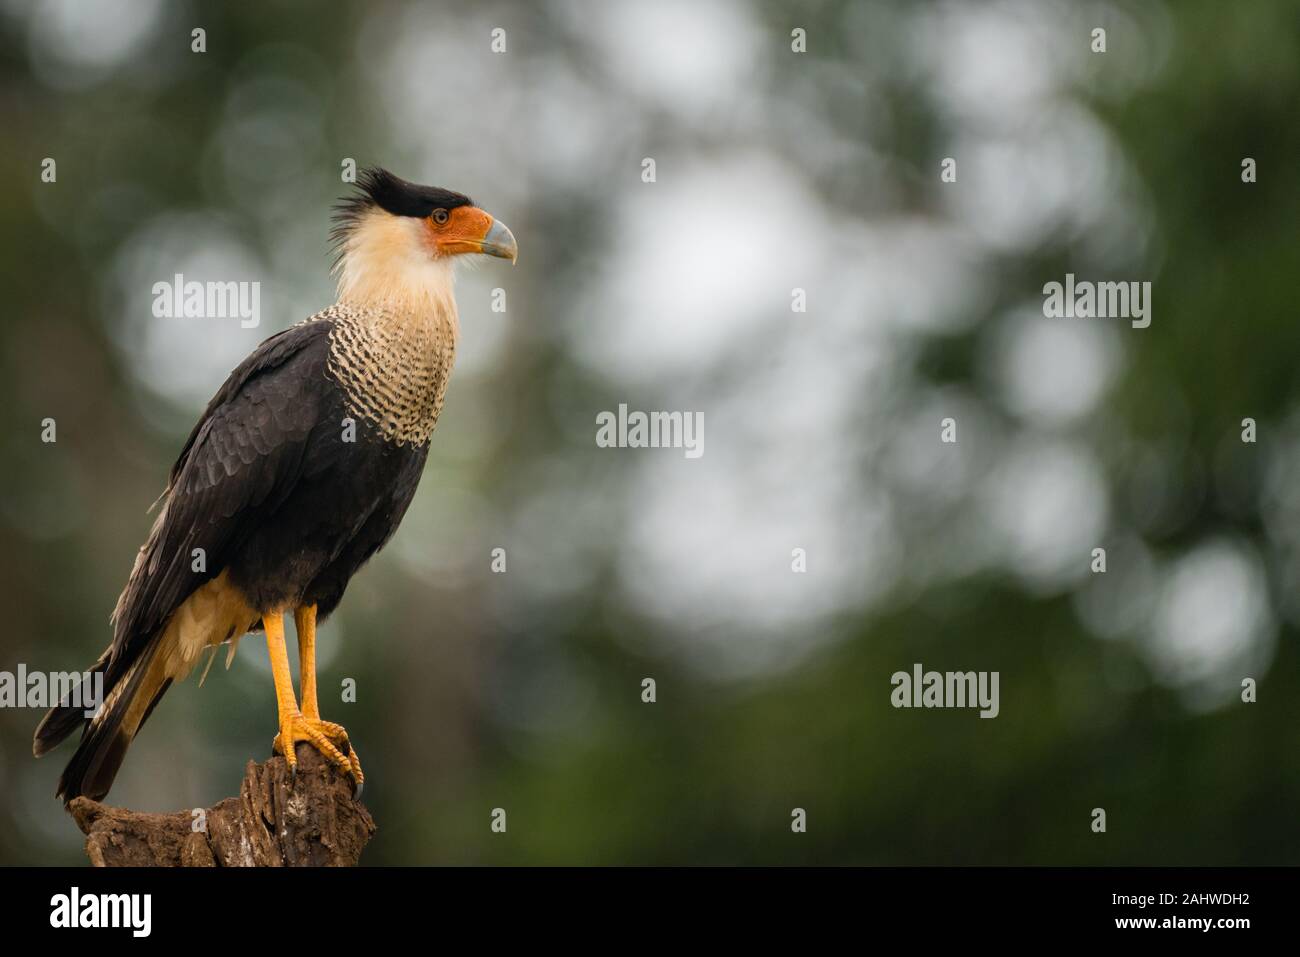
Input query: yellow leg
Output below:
<box><xmin>265</xmin><ymin>612</ymin><xmax>300</xmax><ymax>739</ymax></box>
<box><xmin>266</xmin><ymin>609</ymin><xmax>363</xmax><ymax>792</ymax></box>
<box><xmin>295</xmin><ymin>605</ymin><xmax>320</xmax><ymax>720</ymax></box>
<box><xmin>293</xmin><ymin>604</ymin><xmax>364</xmax><ymax>788</ymax></box>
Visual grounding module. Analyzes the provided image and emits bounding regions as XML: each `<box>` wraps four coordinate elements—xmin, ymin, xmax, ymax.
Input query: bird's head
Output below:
<box><xmin>330</xmin><ymin>167</ymin><xmax>516</xmax><ymax>310</ymax></box>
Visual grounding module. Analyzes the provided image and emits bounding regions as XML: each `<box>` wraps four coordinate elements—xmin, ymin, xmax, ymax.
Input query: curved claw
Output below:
<box><xmin>273</xmin><ymin>712</ymin><xmax>364</xmax><ymax>792</ymax></box>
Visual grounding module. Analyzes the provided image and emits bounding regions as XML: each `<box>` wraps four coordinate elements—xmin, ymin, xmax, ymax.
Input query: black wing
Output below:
<box><xmin>108</xmin><ymin>320</ymin><xmax>334</xmax><ymax>668</ymax></box>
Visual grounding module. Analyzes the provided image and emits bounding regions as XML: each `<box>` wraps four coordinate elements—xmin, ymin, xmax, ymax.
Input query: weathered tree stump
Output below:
<box><xmin>66</xmin><ymin>745</ymin><xmax>375</xmax><ymax>866</ymax></box>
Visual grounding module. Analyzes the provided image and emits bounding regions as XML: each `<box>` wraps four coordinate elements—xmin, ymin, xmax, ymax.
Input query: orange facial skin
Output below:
<box><xmin>428</xmin><ymin>205</ymin><xmax>492</xmax><ymax>254</ymax></box>
<box><xmin>425</xmin><ymin>206</ymin><xmax>517</xmax><ymax>261</ymax></box>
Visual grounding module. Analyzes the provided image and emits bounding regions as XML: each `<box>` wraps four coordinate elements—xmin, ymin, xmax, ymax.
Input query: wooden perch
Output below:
<box><xmin>66</xmin><ymin>745</ymin><xmax>375</xmax><ymax>866</ymax></box>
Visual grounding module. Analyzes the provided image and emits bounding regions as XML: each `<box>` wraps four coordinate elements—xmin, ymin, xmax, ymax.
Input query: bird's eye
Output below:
<box><xmin>431</xmin><ymin>208</ymin><xmax>449</xmax><ymax>226</ymax></box>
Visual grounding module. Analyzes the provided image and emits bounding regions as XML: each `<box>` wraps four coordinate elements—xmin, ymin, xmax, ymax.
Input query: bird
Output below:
<box><xmin>33</xmin><ymin>168</ymin><xmax>516</xmax><ymax>802</ymax></box>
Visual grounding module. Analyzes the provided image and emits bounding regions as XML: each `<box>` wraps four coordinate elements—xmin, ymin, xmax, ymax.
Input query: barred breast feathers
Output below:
<box><xmin>318</xmin><ymin>208</ymin><xmax>460</xmax><ymax>446</ymax></box>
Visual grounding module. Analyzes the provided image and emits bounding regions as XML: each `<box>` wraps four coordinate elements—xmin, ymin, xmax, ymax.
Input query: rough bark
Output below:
<box><xmin>66</xmin><ymin>745</ymin><xmax>375</xmax><ymax>866</ymax></box>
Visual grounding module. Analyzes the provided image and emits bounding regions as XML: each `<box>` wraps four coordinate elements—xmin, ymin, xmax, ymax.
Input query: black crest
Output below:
<box><xmin>330</xmin><ymin>167</ymin><xmax>473</xmax><ymax>253</ymax></box>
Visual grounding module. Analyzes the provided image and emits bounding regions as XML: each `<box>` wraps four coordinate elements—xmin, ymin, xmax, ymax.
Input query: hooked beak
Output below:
<box><xmin>480</xmin><ymin>218</ymin><xmax>518</xmax><ymax>263</ymax></box>
<box><xmin>434</xmin><ymin>206</ymin><xmax>517</xmax><ymax>263</ymax></box>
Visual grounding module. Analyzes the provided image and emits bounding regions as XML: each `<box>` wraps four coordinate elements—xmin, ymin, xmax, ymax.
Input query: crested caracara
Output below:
<box><xmin>33</xmin><ymin>168</ymin><xmax>517</xmax><ymax>801</ymax></box>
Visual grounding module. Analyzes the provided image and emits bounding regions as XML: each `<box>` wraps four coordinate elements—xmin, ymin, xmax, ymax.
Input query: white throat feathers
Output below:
<box><xmin>333</xmin><ymin>208</ymin><xmax>460</xmax><ymax>335</ymax></box>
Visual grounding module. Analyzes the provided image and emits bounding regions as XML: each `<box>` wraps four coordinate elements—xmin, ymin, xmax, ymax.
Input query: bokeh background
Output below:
<box><xmin>1</xmin><ymin>0</ymin><xmax>1298</xmax><ymax>865</ymax></box>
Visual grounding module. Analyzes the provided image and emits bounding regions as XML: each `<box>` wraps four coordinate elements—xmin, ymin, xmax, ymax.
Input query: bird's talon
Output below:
<box><xmin>273</xmin><ymin>712</ymin><xmax>363</xmax><ymax>790</ymax></box>
<box><xmin>317</xmin><ymin>719</ymin><xmax>349</xmax><ymax>746</ymax></box>
<box><xmin>347</xmin><ymin>750</ymin><xmax>365</xmax><ymax>794</ymax></box>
